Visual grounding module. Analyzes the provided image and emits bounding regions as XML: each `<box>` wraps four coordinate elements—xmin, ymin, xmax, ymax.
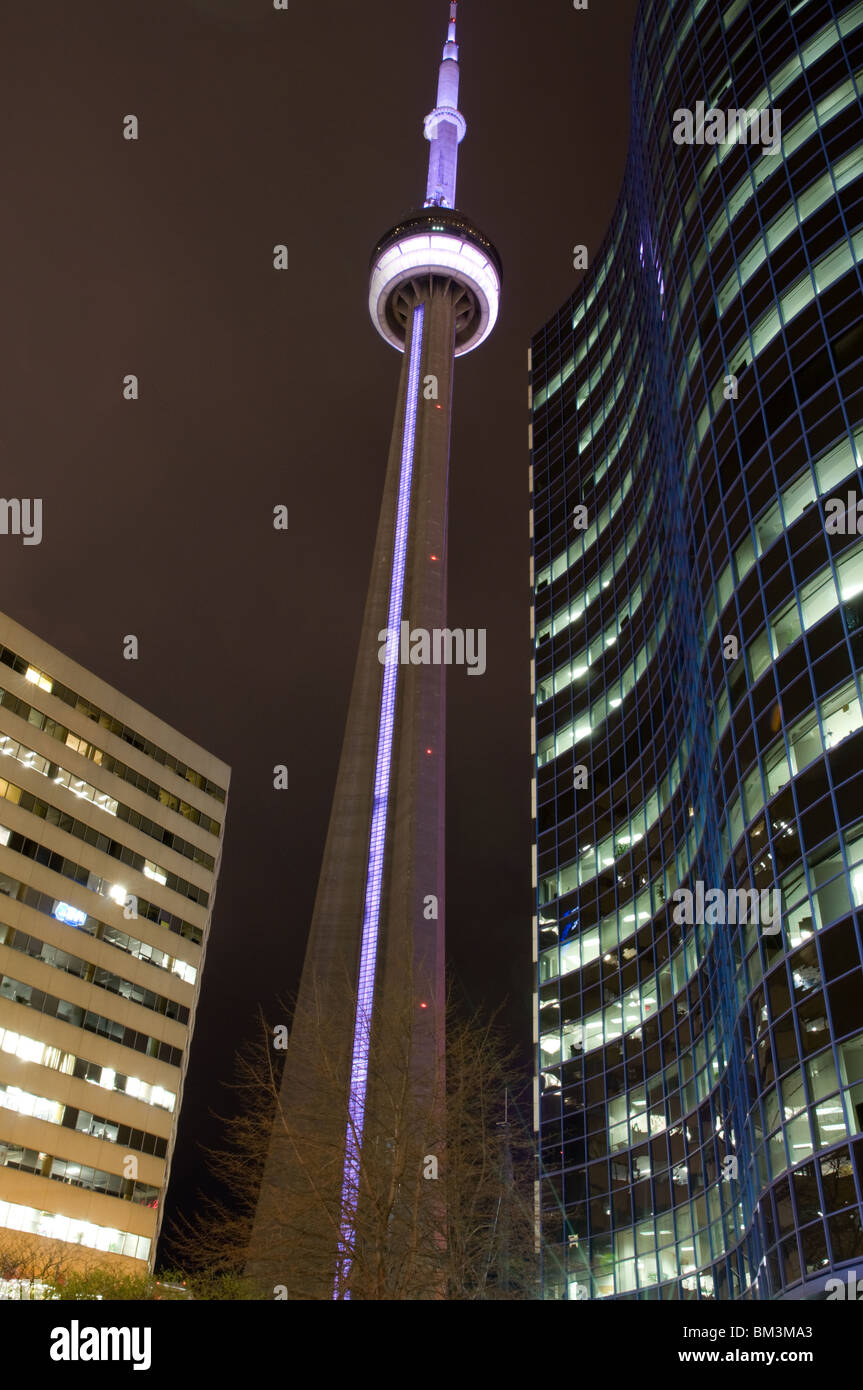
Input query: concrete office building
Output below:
<box><xmin>0</xmin><ymin>611</ymin><xmax>228</xmax><ymax>1279</ymax></box>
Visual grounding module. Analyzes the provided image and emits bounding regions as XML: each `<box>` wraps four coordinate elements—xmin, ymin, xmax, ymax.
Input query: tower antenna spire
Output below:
<box><xmin>423</xmin><ymin>0</ymin><xmax>467</xmax><ymax>208</ymax></box>
<box><xmin>448</xmin><ymin>1</ymin><xmax>458</xmax><ymax>45</ymax></box>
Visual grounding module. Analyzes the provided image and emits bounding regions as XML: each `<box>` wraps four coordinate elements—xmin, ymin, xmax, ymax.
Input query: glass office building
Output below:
<box><xmin>530</xmin><ymin>0</ymin><xmax>863</xmax><ymax>1299</ymax></box>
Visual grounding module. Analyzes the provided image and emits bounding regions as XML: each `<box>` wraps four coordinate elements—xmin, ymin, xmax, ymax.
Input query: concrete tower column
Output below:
<box><xmin>246</xmin><ymin>0</ymin><xmax>500</xmax><ymax>1300</ymax></box>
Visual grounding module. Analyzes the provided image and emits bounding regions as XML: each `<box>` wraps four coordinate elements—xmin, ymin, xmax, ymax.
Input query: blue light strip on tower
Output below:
<box><xmin>334</xmin><ymin>301</ymin><xmax>426</xmax><ymax>1299</ymax></box>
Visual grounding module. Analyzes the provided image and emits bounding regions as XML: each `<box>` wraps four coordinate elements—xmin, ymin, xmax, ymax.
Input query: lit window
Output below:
<box><xmin>24</xmin><ymin>667</ymin><xmax>52</xmax><ymax>693</ymax></box>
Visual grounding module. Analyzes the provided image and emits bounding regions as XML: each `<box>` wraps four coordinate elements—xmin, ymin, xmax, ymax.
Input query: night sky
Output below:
<box><xmin>2</xmin><ymin>0</ymin><xmax>640</xmax><ymax>1255</ymax></box>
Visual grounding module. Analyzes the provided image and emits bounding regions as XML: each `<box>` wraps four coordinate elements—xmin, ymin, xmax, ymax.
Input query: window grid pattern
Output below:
<box><xmin>531</xmin><ymin>0</ymin><xmax>863</xmax><ymax>1302</ymax></box>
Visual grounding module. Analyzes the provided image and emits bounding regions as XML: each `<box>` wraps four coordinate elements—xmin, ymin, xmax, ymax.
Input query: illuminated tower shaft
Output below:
<box><xmin>246</xmin><ymin>1</ymin><xmax>500</xmax><ymax>1299</ymax></box>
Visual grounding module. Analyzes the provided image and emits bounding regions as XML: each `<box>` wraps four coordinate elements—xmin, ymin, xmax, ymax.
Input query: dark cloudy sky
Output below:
<box><xmin>1</xmin><ymin>0</ymin><xmax>640</xmax><ymax>1254</ymax></box>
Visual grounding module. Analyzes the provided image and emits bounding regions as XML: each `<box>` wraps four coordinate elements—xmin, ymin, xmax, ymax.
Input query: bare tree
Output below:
<box><xmin>0</xmin><ymin>1230</ymin><xmax>96</xmax><ymax>1299</ymax></box>
<box><xmin>168</xmin><ymin>977</ymin><xmax>537</xmax><ymax>1300</ymax></box>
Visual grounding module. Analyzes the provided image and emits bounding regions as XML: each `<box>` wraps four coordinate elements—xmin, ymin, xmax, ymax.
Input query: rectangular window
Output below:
<box><xmin>782</xmin><ymin>472</ymin><xmax>817</xmax><ymax>527</ymax></box>
<box><xmin>837</xmin><ymin>546</ymin><xmax>863</xmax><ymax>601</ymax></box>
<box><xmin>816</xmin><ymin>432</ymin><xmax>861</xmax><ymax>493</ymax></box>
<box><xmin>814</xmin><ymin>240</ymin><xmax>854</xmax><ymax>295</ymax></box>
<box><xmin>822</xmin><ymin>687</ymin><xmax>863</xmax><ymax>750</ymax></box>
<box><xmin>771</xmin><ymin>601</ymin><xmax>802</xmax><ymax>656</ymax></box>
<box><xmin>764</xmin><ymin>743</ymin><xmax>793</xmax><ymax>797</ymax></box>
<box><xmin>800</xmin><ymin>572</ymin><xmax>838</xmax><ymax>629</ymax></box>
<box><xmin>25</xmin><ymin>667</ymin><xmax>52</xmax><ymax>693</ymax></box>
<box><xmin>749</xmin><ymin>630</ymin><xmax>773</xmax><ymax>682</ymax></box>
<box><xmin>845</xmin><ymin>831</ymin><xmax>863</xmax><ymax>907</ymax></box>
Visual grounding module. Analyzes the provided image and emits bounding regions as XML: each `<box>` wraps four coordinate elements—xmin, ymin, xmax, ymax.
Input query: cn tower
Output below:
<box><xmin>247</xmin><ymin>1</ymin><xmax>501</xmax><ymax>1299</ymax></box>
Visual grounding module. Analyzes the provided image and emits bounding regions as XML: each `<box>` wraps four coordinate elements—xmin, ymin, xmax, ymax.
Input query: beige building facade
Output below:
<box><xmin>0</xmin><ymin>611</ymin><xmax>229</xmax><ymax>1277</ymax></box>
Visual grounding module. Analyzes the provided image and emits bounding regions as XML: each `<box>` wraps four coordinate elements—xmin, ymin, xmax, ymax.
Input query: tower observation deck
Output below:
<box><xmin>246</xmin><ymin>0</ymin><xmax>500</xmax><ymax>1300</ymax></box>
<box><xmin>369</xmin><ymin>207</ymin><xmax>501</xmax><ymax>354</ymax></box>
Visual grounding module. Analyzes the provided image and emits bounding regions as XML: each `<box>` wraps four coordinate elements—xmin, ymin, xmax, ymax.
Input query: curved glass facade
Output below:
<box><xmin>530</xmin><ymin>0</ymin><xmax>863</xmax><ymax>1300</ymax></box>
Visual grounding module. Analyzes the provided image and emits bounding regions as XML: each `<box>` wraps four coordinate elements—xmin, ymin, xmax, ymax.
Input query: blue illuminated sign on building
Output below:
<box><xmin>53</xmin><ymin>901</ymin><xmax>87</xmax><ymax>929</ymax></box>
